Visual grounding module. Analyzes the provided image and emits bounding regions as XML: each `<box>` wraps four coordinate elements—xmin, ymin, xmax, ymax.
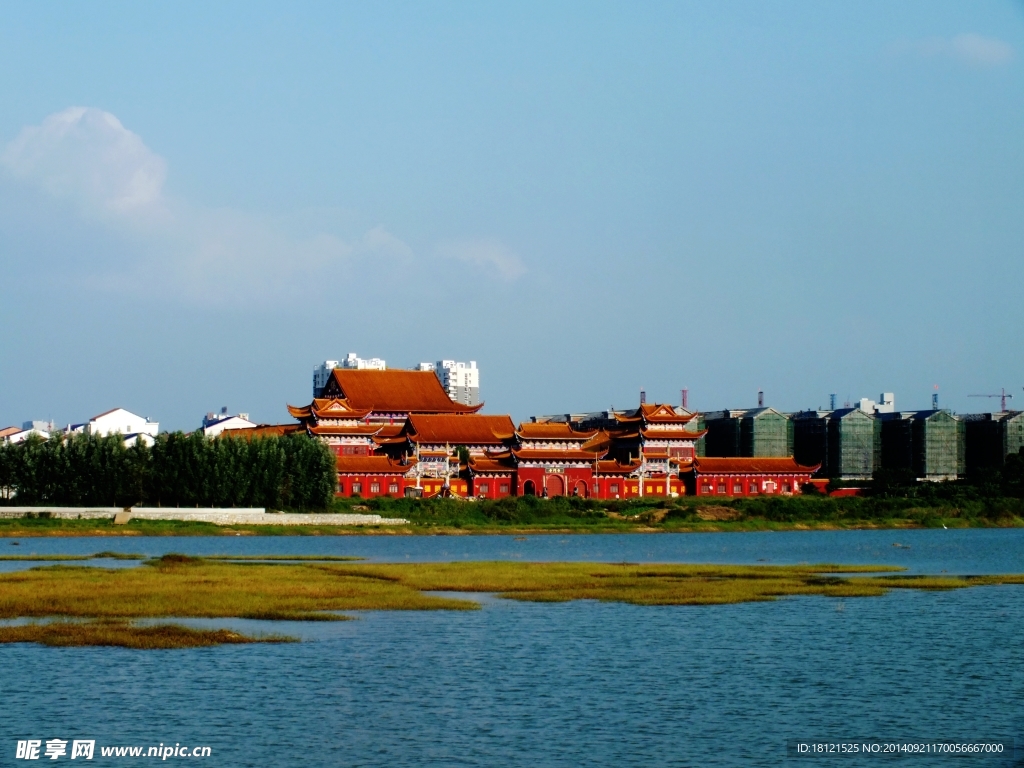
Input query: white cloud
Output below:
<box><xmin>0</xmin><ymin>107</ymin><xmax>167</xmax><ymax>217</ymax></box>
<box><xmin>0</xmin><ymin>107</ymin><xmax>423</xmax><ymax>304</ymax></box>
<box><xmin>436</xmin><ymin>238</ymin><xmax>526</xmax><ymax>280</ymax></box>
<box><xmin>893</xmin><ymin>33</ymin><xmax>1015</xmax><ymax>68</ymax></box>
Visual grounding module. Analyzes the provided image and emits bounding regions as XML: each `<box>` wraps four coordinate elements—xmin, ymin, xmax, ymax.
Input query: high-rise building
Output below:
<box><xmin>418</xmin><ymin>360</ymin><xmax>480</xmax><ymax>406</ymax></box>
<box><xmin>314</xmin><ymin>353</ymin><xmax>387</xmax><ymax>397</ymax></box>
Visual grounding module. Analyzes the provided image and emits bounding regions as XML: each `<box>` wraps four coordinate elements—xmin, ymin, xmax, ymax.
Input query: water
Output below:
<box><xmin>1</xmin><ymin>529</ymin><xmax>1022</xmax><ymax>766</ymax></box>
<box><xmin>3</xmin><ymin>527</ymin><xmax>1023</xmax><ymax>573</ymax></box>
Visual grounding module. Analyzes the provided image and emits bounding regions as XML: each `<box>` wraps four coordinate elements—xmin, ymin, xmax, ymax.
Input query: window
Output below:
<box><xmin>782</xmin><ymin>482</ymin><xmax>791</xmax><ymax>494</ymax></box>
<box><xmin>388</xmin><ymin>482</ymin><xmax>399</xmax><ymax>494</ymax></box>
<box><xmin>499</xmin><ymin>483</ymin><xmax>509</xmax><ymax>493</ymax></box>
<box><xmin>610</xmin><ymin>483</ymin><xmax>619</xmax><ymax>494</ymax></box>
<box><xmin>733</xmin><ymin>482</ymin><xmax>743</xmax><ymax>494</ymax></box>
<box><xmin>656</xmin><ymin>485</ymin><xmax>663</xmax><ymax>493</ymax></box>
<box><xmin>352</xmin><ymin>482</ymin><xmax>362</xmax><ymax>494</ymax></box>
<box><xmin>479</xmin><ymin>483</ymin><xmax>489</xmax><ymax>494</ymax></box>
<box><xmin>370</xmin><ymin>481</ymin><xmax>381</xmax><ymax>494</ymax></box>
<box><xmin>337</xmin><ymin>481</ymin><xmax>345</xmax><ymax>494</ymax></box>
<box><xmin>701</xmin><ymin>483</ymin><xmax>711</xmax><ymax>494</ymax></box>
<box><xmin>749</xmin><ymin>483</ymin><xmax>758</xmax><ymax>494</ymax></box>
<box><xmin>716</xmin><ymin>483</ymin><xmax>726</xmax><ymax>494</ymax></box>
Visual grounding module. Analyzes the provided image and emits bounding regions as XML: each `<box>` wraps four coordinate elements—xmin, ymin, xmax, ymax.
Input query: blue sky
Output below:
<box><xmin>1</xmin><ymin>1</ymin><xmax>1022</xmax><ymax>430</ymax></box>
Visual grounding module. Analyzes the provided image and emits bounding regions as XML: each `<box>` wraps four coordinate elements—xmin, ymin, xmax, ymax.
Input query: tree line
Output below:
<box><xmin>0</xmin><ymin>432</ymin><xmax>337</xmax><ymax>511</ymax></box>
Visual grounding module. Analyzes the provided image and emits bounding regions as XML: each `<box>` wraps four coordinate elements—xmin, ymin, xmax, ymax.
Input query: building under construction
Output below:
<box><xmin>792</xmin><ymin>407</ymin><xmax>879</xmax><ymax>480</ymax></box>
<box><xmin>878</xmin><ymin>410</ymin><xmax>964</xmax><ymax>480</ymax></box>
<box><xmin>963</xmin><ymin>411</ymin><xmax>1024</xmax><ymax>476</ymax></box>
<box><xmin>703</xmin><ymin>408</ymin><xmax>793</xmax><ymax>458</ymax></box>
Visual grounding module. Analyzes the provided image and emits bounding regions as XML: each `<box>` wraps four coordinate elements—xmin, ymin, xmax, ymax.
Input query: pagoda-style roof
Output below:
<box><xmin>287</xmin><ymin>399</ymin><xmax>374</xmax><ymax>421</ymax></box>
<box><xmin>468</xmin><ymin>452</ymin><xmax>517</xmax><ymax>474</ymax></box>
<box><xmin>218</xmin><ymin>423</ymin><xmax>304</xmax><ymax>439</ymax></box>
<box><xmin>581</xmin><ymin>430</ymin><xmax>613</xmax><ymax>453</ymax></box>
<box><xmin>335</xmin><ymin>455</ymin><xmax>417</xmax><ymax>474</ymax></box>
<box><xmin>516</xmin><ymin>422</ymin><xmax>597</xmax><ymax>440</ymax></box>
<box><xmin>406</xmin><ymin>414</ymin><xmax>515</xmax><ymax>445</ymax></box>
<box><xmin>594</xmin><ymin>458</ymin><xmax>643</xmax><ymax>475</ymax></box>
<box><xmin>321</xmin><ymin>369</ymin><xmax>484</xmax><ymax>414</ymax></box>
<box><xmin>512</xmin><ymin>448</ymin><xmax>606</xmax><ymax>462</ymax></box>
<box><xmin>691</xmin><ymin>457</ymin><xmax>820</xmax><ymax>474</ymax></box>
<box><xmin>640</xmin><ymin>428</ymin><xmax>707</xmax><ymax>441</ymax></box>
<box><xmin>613</xmin><ymin>403</ymin><xmax>697</xmax><ymax>426</ymax></box>
<box><xmin>308</xmin><ymin>424</ymin><xmax>382</xmax><ymax>436</ymax></box>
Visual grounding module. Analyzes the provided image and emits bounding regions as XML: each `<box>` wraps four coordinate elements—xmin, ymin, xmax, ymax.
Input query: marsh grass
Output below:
<box><xmin>204</xmin><ymin>555</ymin><xmax>365</xmax><ymax>561</ymax></box>
<box><xmin>0</xmin><ymin>556</ymin><xmax>1021</xmax><ymax>648</ymax></box>
<box><xmin>0</xmin><ymin>620</ymin><xmax>295</xmax><ymax>649</ymax></box>
<box><xmin>2</xmin><ymin>556</ymin><xmax>1021</xmax><ymax>618</ymax></box>
<box><xmin>0</xmin><ymin>552</ymin><xmax>145</xmax><ymax>561</ymax></box>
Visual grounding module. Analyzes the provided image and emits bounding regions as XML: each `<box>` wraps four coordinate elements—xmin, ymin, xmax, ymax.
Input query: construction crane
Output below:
<box><xmin>968</xmin><ymin>388</ymin><xmax>1014</xmax><ymax>412</ymax></box>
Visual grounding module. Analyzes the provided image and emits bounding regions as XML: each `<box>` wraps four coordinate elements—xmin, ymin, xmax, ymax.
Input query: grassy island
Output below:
<box><xmin>0</xmin><ymin>555</ymin><xmax>1022</xmax><ymax>648</ymax></box>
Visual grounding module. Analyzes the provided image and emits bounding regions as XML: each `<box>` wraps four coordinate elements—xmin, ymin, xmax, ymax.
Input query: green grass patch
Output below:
<box><xmin>204</xmin><ymin>555</ymin><xmax>365</xmax><ymax>561</ymax></box>
<box><xmin>0</xmin><ymin>620</ymin><xmax>295</xmax><ymax>649</ymax></box>
<box><xmin>0</xmin><ymin>556</ymin><xmax>1021</xmax><ymax>651</ymax></box>
<box><xmin>0</xmin><ymin>552</ymin><xmax>145</xmax><ymax>561</ymax></box>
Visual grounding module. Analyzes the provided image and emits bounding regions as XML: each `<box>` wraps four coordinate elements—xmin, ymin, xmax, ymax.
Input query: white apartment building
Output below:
<box><xmin>859</xmin><ymin>393</ymin><xmax>895</xmax><ymax>415</ymax></box>
<box><xmin>202</xmin><ymin>408</ymin><xmax>255</xmax><ymax>437</ymax></box>
<box><xmin>64</xmin><ymin>408</ymin><xmax>160</xmax><ymax>446</ymax></box>
<box><xmin>418</xmin><ymin>360</ymin><xmax>480</xmax><ymax>407</ymax></box>
<box><xmin>314</xmin><ymin>353</ymin><xmax>387</xmax><ymax>396</ymax></box>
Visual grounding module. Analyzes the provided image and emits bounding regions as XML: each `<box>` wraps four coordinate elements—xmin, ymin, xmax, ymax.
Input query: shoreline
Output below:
<box><xmin>0</xmin><ymin>516</ymin><xmax>1021</xmax><ymax>537</ymax></box>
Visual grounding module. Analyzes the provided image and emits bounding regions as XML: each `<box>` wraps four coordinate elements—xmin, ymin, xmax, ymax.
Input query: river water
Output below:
<box><xmin>1</xmin><ymin>529</ymin><xmax>1022</xmax><ymax>766</ymax></box>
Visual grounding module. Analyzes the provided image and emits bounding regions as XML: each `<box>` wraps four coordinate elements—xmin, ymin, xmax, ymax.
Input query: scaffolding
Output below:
<box><xmin>705</xmin><ymin>409</ymin><xmax>792</xmax><ymax>458</ymax></box>
<box><xmin>792</xmin><ymin>408</ymin><xmax>878</xmax><ymax>479</ymax></box>
<box><xmin>964</xmin><ymin>411</ymin><xmax>1024</xmax><ymax>475</ymax></box>
<box><xmin>880</xmin><ymin>410</ymin><xmax>962</xmax><ymax>480</ymax></box>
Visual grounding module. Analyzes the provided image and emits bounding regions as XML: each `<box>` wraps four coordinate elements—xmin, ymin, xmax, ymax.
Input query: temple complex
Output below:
<box><xmin>285</xmin><ymin>368</ymin><xmax>818</xmax><ymax>499</ymax></box>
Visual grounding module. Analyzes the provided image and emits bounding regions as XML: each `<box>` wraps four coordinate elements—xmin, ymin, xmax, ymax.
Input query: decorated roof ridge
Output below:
<box><xmin>691</xmin><ymin>457</ymin><xmax>820</xmax><ymax>474</ymax></box>
<box><xmin>218</xmin><ymin>423</ymin><xmax>304</xmax><ymax>440</ymax></box>
<box><xmin>594</xmin><ymin>458</ymin><xmax>643</xmax><ymax>474</ymax></box>
<box><xmin>373</xmin><ymin>435</ymin><xmax>411</xmax><ymax>446</ymax></box>
<box><xmin>640</xmin><ymin>428</ymin><xmax>708</xmax><ymax>440</ymax></box>
<box><xmin>287</xmin><ymin>399</ymin><xmax>374</xmax><ymax>421</ymax></box>
<box><xmin>308</xmin><ymin>424</ymin><xmax>383</xmax><ymax>436</ymax></box>
<box><xmin>612</xmin><ymin>403</ymin><xmax>698</xmax><ymax>425</ymax></box>
<box><xmin>468</xmin><ymin>453</ymin><xmax>517</xmax><ymax>472</ymax></box>
<box><xmin>335</xmin><ymin>455</ymin><xmax>418</xmax><ymax>473</ymax></box>
<box><xmin>581</xmin><ymin>429</ymin><xmax>613</xmax><ymax>452</ymax></box>
<box><xmin>515</xmin><ymin>422</ymin><xmax>599</xmax><ymax>439</ymax></box>
<box><xmin>483</xmin><ymin>448</ymin><xmax>514</xmax><ymax>459</ymax></box>
<box><xmin>404</xmin><ymin>413</ymin><xmax>516</xmax><ymax>445</ymax></box>
<box><xmin>324</xmin><ymin>368</ymin><xmax>485</xmax><ymax>413</ymax></box>
<box><xmin>512</xmin><ymin>447</ymin><xmax>608</xmax><ymax>461</ymax></box>
<box><xmin>640</xmin><ymin>403</ymin><xmax>697</xmax><ymax>422</ymax></box>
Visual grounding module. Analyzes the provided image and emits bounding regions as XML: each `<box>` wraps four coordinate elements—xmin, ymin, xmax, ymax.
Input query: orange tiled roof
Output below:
<box><xmin>513</xmin><ymin>448</ymin><xmax>606</xmax><ymax>462</ymax></box>
<box><xmin>326</xmin><ymin>369</ymin><xmax>483</xmax><ymax>413</ymax></box>
<box><xmin>641</xmin><ymin>428</ymin><xmax>707</xmax><ymax>440</ymax></box>
<box><xmin>595</xmin><ymin>459</ymin><xmax>643</xmax><ymax>475</ymax></box>
<box><xmin>640</xmin><ymin>403</ymin><xmax>696</xmax><ymax>423</ymax></box>
<box><xmin>308</xmin><ymin>424</ymin><xmax>382</xmax><ymax>436</ymax></box>
<box><xmin>692</xmin><ymin>457</ymin><xmax>819</xmax><ymax>474</ymax></box>
<box><xmin>219</xmin><ymin>424</ymin><xmax>303</xmax><ymax>439</ymax></box>
<box><xmin>516</xmin><ymin>422</ymin><xmax>598</xmax><ymax>440</ymax></box>
<box><xmin>0</xmin><ymin>426</ymin><xmax>21</xmax><ymax>438</ymax></box>
<box><xmin>614</xmin><ymin>404</ymin><xmax>697</xmax><ymax>425</ymax></box>
<box><xmin>468</xmin><ymin>454</ymin><xmax>517</xmax><ymax>473</ymax></box>
<box><xmin>335</xmin><ymin>455</ymin><xmax>416</xmax><ymax>474</ymax></box>
<box><xmin>407</xmin><ymin>414</ymin><xmax>515</xmax><ymax>445</ymax></box>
